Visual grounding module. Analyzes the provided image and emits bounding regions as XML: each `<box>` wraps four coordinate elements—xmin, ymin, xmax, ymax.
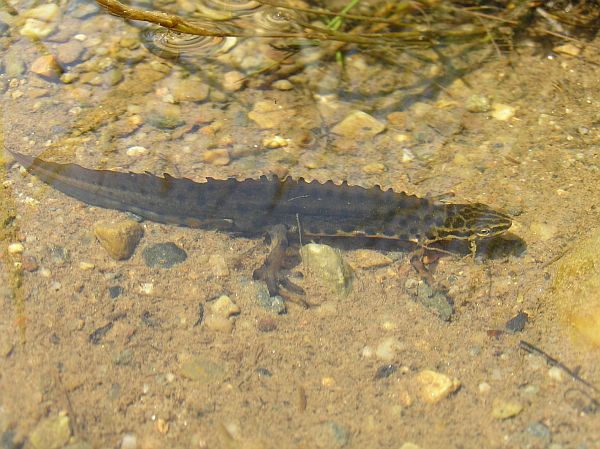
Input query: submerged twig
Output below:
<box><xmin>519</xmin><ymin>340</ymin><xmax>600</xmax><ymax>394</ymax></box>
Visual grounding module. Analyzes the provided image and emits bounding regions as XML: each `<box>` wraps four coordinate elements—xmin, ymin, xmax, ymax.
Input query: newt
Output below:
<box><xmin>8</xmin><ymin>149</ymin><xmax>512</xmax><ymax>298</ymax></box>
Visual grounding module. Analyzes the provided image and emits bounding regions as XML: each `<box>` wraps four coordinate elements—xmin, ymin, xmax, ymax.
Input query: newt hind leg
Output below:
<box><xmin>253</xmin><ymin>224</ymin><xmax>306</xmax><ymax>303</ymax></box>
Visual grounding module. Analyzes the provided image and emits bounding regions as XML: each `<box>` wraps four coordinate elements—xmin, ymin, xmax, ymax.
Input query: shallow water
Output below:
<box><xmin>2</xmin><ymin>1</ymin><xmax>600</xmax><ymax>448</ymax></box>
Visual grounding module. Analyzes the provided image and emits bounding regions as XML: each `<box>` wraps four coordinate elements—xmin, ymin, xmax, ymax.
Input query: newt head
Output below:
<box><xmin>431</xmin><ymin>203</ymin><xmax>513</xmax><ymax>243</ymax></box>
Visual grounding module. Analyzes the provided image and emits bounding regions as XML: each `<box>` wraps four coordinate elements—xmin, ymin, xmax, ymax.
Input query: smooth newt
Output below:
<box><xmin>8</xmin><ymin>150</ymin><xmax>512</xmax><ymax>297</ymax></box>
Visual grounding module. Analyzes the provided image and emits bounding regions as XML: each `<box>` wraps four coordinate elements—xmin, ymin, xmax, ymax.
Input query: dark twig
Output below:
<box><xmin>519</xmin><ymin>340</ymin><xmax>600</xmax><ymax>394</ymax></box>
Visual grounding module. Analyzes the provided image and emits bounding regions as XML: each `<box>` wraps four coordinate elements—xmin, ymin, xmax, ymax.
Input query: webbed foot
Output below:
<box><xmin>253</xmin><ymin>224</ymin><xmax>306</xmax><ymax>302</ymax></box>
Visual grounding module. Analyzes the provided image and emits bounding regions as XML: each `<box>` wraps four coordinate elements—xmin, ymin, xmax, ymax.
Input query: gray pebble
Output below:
<box><xmin>145</xmin><ymin>103</ymin><xmax>184</xmax><ymax>129</ymax></box>
<box><xmin>256</xmin><ymin>367</ymin><xmax>272</xmax><ymax>377</ymax></box>
<box><xmin>505</xmin><ymin>311</ymin><xmax>528</xmax><ymax>333</ymax></box>
<box><xmin>257</xmin><ymin>285</ymin><xmax>286</xmax><ymax>314</ymax></box>
<box><xmin>48</xmin><ymin>244</ymin><xmax>69</xmax><ymax>266</ymax></box>
<box><xmin>311</xmin><ymin>421</ymin><xmax>349</xmax><ymax>448</ymax></box>
<box><xmin>414</xmin><ymin>283</ymin><xmax>453</xmax><ymax>321</ymax></box>
<box><xmin>108</xmin><ymin>286</ymin><xmax>123</xmax><ymax>299</ymax></box>
<box><xmin>4</xmin><ymin>49</ymin><xmax>25</xmax><ymax>77</ymax></box>
<box><xmin>142</xmin><ymin>242</ymin><xmax>187</xmax><ymax>268</ymax></box>
<box><xmin>465</xmin><ymin>94</ymin><xmax>491</xmax><ymax>113</ymax></box>
<box><xmin>526</xmin><ymin>422</ymin><xmax>552</xmax><ymax>443</ymax></box>
<box><xmin>1</xmin><ymin>430</ymin><xmax>21</xmax><ymax>449</ymax></box>
<box><xmin>374</xmin><ymin>364</ymin><xmax>397</xmax><ymax>380</ymax></box>
<box><xmin>56</xmin><ymin>41</ymin><xmax>85</xmax><ymax>65</ymax></box>
<box><xmin>113</xmin><ymin>348</ymin><xmax>134</xmax><ymax>366</ymax></box>
<box><xmin>70</xmin><ymin>3</ymin><xmax>99</xmax><ymax>18</ymax></box>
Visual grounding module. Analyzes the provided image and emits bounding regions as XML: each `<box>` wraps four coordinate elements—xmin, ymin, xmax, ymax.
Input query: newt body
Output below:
<box><xmin>9</xmin><ymin>150</ymin><xmax>512</xmax><ymax>296</ymax></box>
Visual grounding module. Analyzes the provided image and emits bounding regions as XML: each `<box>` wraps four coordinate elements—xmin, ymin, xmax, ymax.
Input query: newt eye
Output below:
<box><xmin>477</xmin><ymin>228</ymin><xmax>491</xmax><ymax>237</ymax></box>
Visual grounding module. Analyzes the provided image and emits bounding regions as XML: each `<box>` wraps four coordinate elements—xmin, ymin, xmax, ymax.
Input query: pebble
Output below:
<box><xmin>4</xmin><ymin>50</ymin><xmax>25</xmax><ymax>77</ymax></box>
<box><xmin>56</xmin><ymin>41</ymin><xmax>85</xmax><ymax>65</ymax></box>
<box><xmin>79</xmin><ymin>261</ymin><xmax>95</xmax><ymax>270</ymax></box>
<box><xmin>491</xmin><ymin>398</ymin><xmax>523</xmax><ymax>419</ymax></box>
<box><xmin>350</xmin><ymin>249</ymin><xmax>393</xmax><ymax>269</ymax></box>
<box><xmin>48</xmin><ymin>245</ymin><xmax>71</xmax><ymax>266</ymax></box>
<box><xmin>29</xmin><ymin>414</ymin><xmax>71</xmax><ymax>449</ymax></box>
<box><xmin>415</xmin><ymin>369</ymin><xmax>461</xmax><ymax>404</ymax></box>
<box><xmin>529</xmin><ymin>222</ymin><xmax>557</xmax><ymax>241</ymax></box>
<box><xmin>205</xmin><ymin>295</ymin><xmax>240</xmax><ymax>332</ymax></box>
<box><xmin>257</xmin><ymin>316</ymin><xmax>277</xmax><ymax>332</ymax></box>
<box><xmin>548</xmin><ymin>366</ymin><xmax>563</xmax><ymax>382</ymax></box>
<box><xmin>179</xmin><ymin>356</ymin><xmax>227</xmax><ymax>382</ymax></box>
<box><xmin>145</xmin><ymin>103</ymin><xmax>184</xmax><ymax>129</ymax></box>
<box><xmin>553</xmin><ymin>43</ymin><xmax>581</xmax><ymax>57</ymax></box>
<box><xmin>202</xmin><ymin>148</ymin><xmax>230</xmax><ymax>166</ymax></box>
<box><xmin>222</xmin><ymin>70</ymin><xmax>246</xmax><ymax>91</ymax></box>
<box><xmin>272</xmin><ymin>79</ymin><xmax>294</xmax><ymax>90</ymax></box>
<box><xmin>262</xmin><ymin>135</ymin><xmax>288</xmax><ymax>149</ymax></box>
<box><xmin>491</xmin><ymin>103</ymin><xmax>516</xmax><ymax>121</ymax></box>
<box><xmin>21</xmin><ymin>255</ymin><xmax>39</xmax><ymax>271</ymax></box>
<box><xmin>20</xmin><ymin>18</ymin><xmax>56</xmax><ymax>39</ymax></box>
<box><xmin>375</xmin><ymin>336</ymin><xmax>404</xmax><ymax>361</ymax></box>
<box><xmin>331</xmin><ymin>111</ymin><xmax>386</xmax><ymax>139</ymax></box>
<box><xmin>386</xmin><ymin>111</ymin><xmax>407</xmax><ymax>127</ymax></box>
<box><xmin>256</xmin><ymin>286</ymin><xmax>286</xmax><ymax>314</ymax></box>
<box><xmin>60</xmin><ymin>72</ymin><xmax>78</xmax><ymax>84</ymax></box>
<box><xmin>108</xmin><ymin>286</ymin><xmax>123</xmax><ymax>298</ymax></box>
<box><xmin>209</xmin><ymin>295</ymin><xmax>240</xmax><ymax>317</ymax></box>
<box><xmin>478</xmin><ymin>382</ymin><xmax>491</xmax><ymax>394</ymax></box>
<box><xmin>362</xmin><ymin>163</ymin><xmax>386</xmax><ymax>174</ymax></box>
<box><xmin>374</xmin><ymin>364</ymin><xmax>397</xmax><ymax>379</ymax></box>
<box><xmin>93</xmin><ymin>220</ymin><xmax>143</xmax><ymax>260</ymax></box>
<box><xmin>103</xmin><ymin>68</ymin><xmax>124</xmax><ymax>86</ymax></box>
<box><xmin>209</xmin><ymin>254</ymin><xmax>229</xmax><ymax>276</ymax></box>
<box><xmin>413</xmin><ymin>281</ymin><xmax>453</xmax><ymax>321</ymax></box>
<box><xmin>120</xmin><ymin>433</ymin><xmax>137</xmax><ymax>449</ymax></box>
<box><xmin>7</xmin><ymin>242</ymin><xmax>24</xmax><ymax>254</ymax></box>
<box><xmin>551</xmin><ymin>227</ymin><xmax>600</xmax><ymax>347</ymax></box>
<box><xmin>399</xmin><ymin>444</ymin><xmax>422</xmax><ymax>449</ymax></box>
<box><xmin>125</xmin><ymin>146</ymin><xmax>148</xmax><ymax>157</ymax></box>
<box><xmin>23</xmin><ymin>4</ymin><xmax>60</xmax><ymax>21</ymax></box>
<box><xmin>30</xmin><ymin>55</ymin><xmax>62</xmax><ymax>78</ymax></box>
<box><xmin>465</xmin><ymin>94</ymin><xmax>491</xmax><ymax>113</ymax></box>
<box><xmin>0</xmin><ymin>430</ymin><xmax>20</xmax><ymax>449</ymax></box>
<box><xmin>311</xmin><ymin>421</ymin><xmax>349</xmax><ymax>449</ymax></box>
<box><xmin>301</xmin><ymin>243</ymin><xmax>353</xmax><ymax>295</ymax></box>
<box><xmin>142</xmin><ymin>242</ymin><xmax>187</xmax><ymax>268</ymax></box>
<box><xmin>526</xmin><ymin>422</ymin><xmax>552</xmax><ymax>444</ymax></box>
<box><xmin>171</xmin><ymin>78</ymin><xmax>210</xmax><ymax>102</ymax></box>
<box><xmin>248</xmin><ymin>100</ymin><xmax>294</xmax><ymax>129</ymax></box>
<box><xmin>505</xmin><ymin>311</ymin><xmax>528</xmax><ymax>333</ymax></box>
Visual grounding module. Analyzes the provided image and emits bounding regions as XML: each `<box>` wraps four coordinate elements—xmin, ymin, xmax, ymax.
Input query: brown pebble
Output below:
<box><xmin>386</xmin><ymin>111</ymin><xmax>408</xmax><ymax>127</ymax></box>
<box><xmin>21</xmin><ymin>255</ymin><xmax>39</xmax><ymax>272</ymax></box>
<box><xmin>30</xmin><ymin>54</ymin><xmax>63</xmax><ymax>78</ymax></box>
<box><xmin>202</xmin><ymin>148</ymin><xmax>230</xmax><ymax>166</ymax></box>
<box><xmin>93</xmin><ymin>219</ymin><xmax>143</xmax><ymax>260</ymax></box>
<box><xmin>257</xmin><ymin>317</ymin><xmax>277</xmax><ymax>332</ymax></box>
<box><xmin>222</xmin><ymin>71</ymin><xmax>246</xmax><ymax>92</ymax></box>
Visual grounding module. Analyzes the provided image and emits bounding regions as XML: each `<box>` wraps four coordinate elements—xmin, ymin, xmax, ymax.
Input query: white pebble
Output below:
<box><xmin>375</xmin><ymin>337</ymin><xmax>404</xmax><ymax>361</ymax></box>
<box><xmin>491</xmin><ymin>103</ymin><xmax>516</xmax><ymax>121</ymax></box>
<box><xmin>126</xmin><ymin>146</ymin><xmax>148</xmax><ymax>157</ymax></box>
<box><xmin>120</xmin><ymin>433</ymin><xmax>137</xmax><ymax>449</ymax></box>
<box><xmin>140</xmin><ymin>283</ymin><xmax>154</xmax><ymax>295</ymax></box>
<box><xmin>361</xmin><ymin>345</ymin><xmax>374</xmax><ymax>358</ymax></box>
<box><xmin>8</xmin><ymin>243</ymin><xmax>24</xmax><ymax>254</ymax></box>
<box><xmin>548</xmin><ymin>366</ymin><xmax>563</xmax><ymax>382</ymax></box>
<box><xmin>478</xmin><ymin>382</ymin><xmax>491</xmax><ymax>394</ymax></box>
